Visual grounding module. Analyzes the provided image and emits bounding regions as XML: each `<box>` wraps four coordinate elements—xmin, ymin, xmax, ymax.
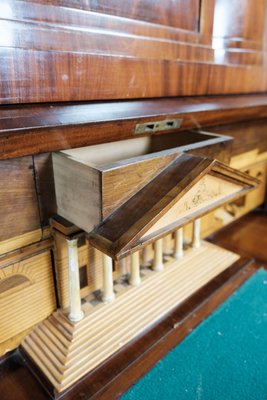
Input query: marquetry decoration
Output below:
<box><xmin>22</xmin><ymin>146</ymin><xmax>259</xmax><ymax>394</ymax></box>
<box><xmin>0</xmin><ymin>251</ymin><xmax>56</xmax><ymax>355</ymax></box>
<box><xmin>22</xmin><ymin>241</ymin><xmax>239</xmax><ymax>393</ymax></box>
<box><xmin>89</xmin><ymin>154</ymin><xmax>259</xmax><ymax>259</ymax></box>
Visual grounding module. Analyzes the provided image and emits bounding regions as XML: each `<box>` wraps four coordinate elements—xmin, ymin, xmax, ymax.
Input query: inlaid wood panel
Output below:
<box><xmin>0</xmin><ymin>250</ymin><xmax>56</xmax><ymax>353</ymax></box>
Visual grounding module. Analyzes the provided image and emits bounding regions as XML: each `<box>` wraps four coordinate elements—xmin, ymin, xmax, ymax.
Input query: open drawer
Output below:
<box><xmin>52</xmin><ymin>130</ymin><xmax>258</xmax><ymax>258</ymax></box>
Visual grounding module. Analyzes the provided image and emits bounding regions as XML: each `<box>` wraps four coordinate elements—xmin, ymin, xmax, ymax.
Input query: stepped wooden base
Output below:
<box><xmin>21</xmin><ymin>241</ymin><xmax>239</xmax><ymax>394</ymax></box>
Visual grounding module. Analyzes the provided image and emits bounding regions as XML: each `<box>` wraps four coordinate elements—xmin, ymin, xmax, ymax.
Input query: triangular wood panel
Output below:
<box><xmin>89</xmin><ymin>154</ymin><xmax>259</xmax><ymax>259</ymax></box>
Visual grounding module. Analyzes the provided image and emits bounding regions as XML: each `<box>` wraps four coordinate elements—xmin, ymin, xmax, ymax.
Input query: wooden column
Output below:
<box><xmin>102</xmin><ymin>253</ymin><xmax>115</xmax><ymax>303</ymax></box>
<box><xmin>66</xmin><ymin>238</ymin><xmax>84</xmax><ymax>322</ymax></box>
<box><xmin>141</xmin><ymin>246</ymin><xmax>149</xmax><ymax>267</ymax></box>
<box><xmin>192</xmin><ymin>218</ymin><xmax>201</xmax><ymax>249</ymax></box>
<box><xmin>174</xmin><ymin>228</ymin><xmax>183</xmax><ymax>259</ymax></box>
<box><xmin>153</xmin><ymin>239</ymin><xmax>164</xmax><ymax>272</ymax></box>
<box><xmin>163</xmin><ymin>234</ymin><xmax>173</xmax><ymax>255</ymax></box>
<box><xmin>130</xmin><ymin>251</ymin><xmax>141</xmax><ymax>286</ymax></box>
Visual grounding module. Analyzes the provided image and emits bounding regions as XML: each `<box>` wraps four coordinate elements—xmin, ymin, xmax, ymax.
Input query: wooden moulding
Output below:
<box><xmin>3</xmin><ymin>95</ymin><xmax>267</xmax><ymax>161</ymax></box>
<box><xmin>52</xmin><ymin>130</ymin><xmax>232</xmax><ymax>232</ymax></box>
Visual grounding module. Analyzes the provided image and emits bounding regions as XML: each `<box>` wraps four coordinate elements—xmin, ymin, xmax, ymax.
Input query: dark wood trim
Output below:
<box><xmin>2</xmin><ymin>95</ymin><xmax>267</xmax><ymax>160</ymax></box>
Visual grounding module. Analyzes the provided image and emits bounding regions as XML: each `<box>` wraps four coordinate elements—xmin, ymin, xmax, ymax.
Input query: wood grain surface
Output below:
<box><xmin>2</xmin><ymin>95</ymin><xmax>267</xmax><ymax>160</ymax></box>
<box><xmin>0</xmin><ymin>157</ymin><xmax>41</xmax><ymax>242</ymax></box>
<box><xmin>1</xmin><ymin>0</ymin><xmax>267</xmax><ymax>104</ymax></box>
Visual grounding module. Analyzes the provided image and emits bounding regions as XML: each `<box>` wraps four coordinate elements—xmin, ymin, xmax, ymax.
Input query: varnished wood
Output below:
<box><xmin>213</xmin><ymin>0</ymin><xmax>266</xmax><ymax>65</ymax></box>
<box><xmin>211</xmin><ymin>212</ymin><xmax>267</xmax><ymax>264</ymax></box>
<box><xmin>33</xmin><ymin>154</ymin><xmax>57</xmax><ymax>226</ymax></box>
<box><xmin>0</xmin><ymin>157</ymin><xmax>41</xmax><ymax>242</ymax></box>
<box><xmin>53</xmin><ymin>132</ymin><xmax>232</xmax><ymax>232</ymax></box>
<box><xmin>90</xmin><ymin>156</ymin><xmax>258</xmax><ymax>259</ymax></box>
<box><xmin>3</xmin><ymin>96</ymin><xmax>267</xmax><ymax>160</ymax></box>
<box><xmin>2</xmin><ymin>0</ymin><xmax>267</xmax><ymax>103</ymax></box>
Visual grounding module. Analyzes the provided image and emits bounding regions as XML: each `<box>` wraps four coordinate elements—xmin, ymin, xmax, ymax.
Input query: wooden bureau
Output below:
<box><xmin>1</xmin><ymin>1</ymin><xmax>267</xmax><ymax>399</ymax></box>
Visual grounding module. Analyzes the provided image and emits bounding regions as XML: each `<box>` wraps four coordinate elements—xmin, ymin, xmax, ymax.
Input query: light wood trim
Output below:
<box><xmin>0</xmin><ymin>229</ymin><xmax>42</xmax><ymax>256</ymax></box>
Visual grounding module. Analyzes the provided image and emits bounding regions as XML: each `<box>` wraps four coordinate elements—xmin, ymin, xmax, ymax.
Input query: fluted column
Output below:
<box><xmin>130</xmin><ymin>251</ymin><xmax>141</xmax><ymax>286</ymax></box>
<box><xmin>174</xmin><ymin>228</ymin><xmax>183</xmax><ymax>259</ymax></box>
<box><xmin>66</xmin><ymin>238</ymin><xmax>84</xmax><ymax>322</ymax></box>
<box><xmin>102</xmin><ymin>253</ymin><xmax>115</xmax><ymax>303</ymax></box>
<box><xmin>152</xmin><ymin>239</ymin><xmax>164</xmax><ymax>272</ymax></box>
<box><xmin>192</xmin><ymin>218</ymin><xmax>201</xmax><ymax>249</ymax></box>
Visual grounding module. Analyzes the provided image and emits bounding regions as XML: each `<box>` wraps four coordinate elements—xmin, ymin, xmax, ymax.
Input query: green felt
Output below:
<box><xmin>121</xmin><ymin>269</ymin><xmax>267</xmax><ymax>400</ymax></box>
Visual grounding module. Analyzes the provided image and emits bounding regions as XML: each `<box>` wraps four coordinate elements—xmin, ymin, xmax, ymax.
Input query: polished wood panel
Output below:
<box><xmin>212</xmin><ymin>0</ymin><xmax>266</xmax><ymax>65</ymax></box>
<box><xmin>212</xmin><ymin>119</ymin><xmax>267</xmax><ymax>156</ymax></box>
<box><xmin>62</xmin><ymin>0</ymin><xmax>201</xmax><ymax>31</ymax></box>
<box><xmin>3</xmin><ymin>95</ymin><xmax>267</xmax><ymax>160</ymax></box>
<box><xmin>211</xmin><ymin>212</ymin><xmax>267</xmax><ymax>263</ymax></box>
<box><xmin>0</xmin><ymin>157</ymin><xmax>41</xmax><ymax>242</ymax></box>
<box><xmin>1</xmin><ymin>0</ymin><xmax>267</xmax><ymax>103</ymax></box>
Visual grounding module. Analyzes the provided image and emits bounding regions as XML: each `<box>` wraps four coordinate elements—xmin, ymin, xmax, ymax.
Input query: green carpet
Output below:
<box><xmin>121</xmin><ymin>269</ymin><xmax>267</xmax><ymax>400</ymax></box>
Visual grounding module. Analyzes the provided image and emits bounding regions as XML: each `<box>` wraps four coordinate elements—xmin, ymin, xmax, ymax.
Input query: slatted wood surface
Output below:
<box><xmin>22</xmin><ymin>241</ymin><xmax>239</xmax><ymax>392</ymax></box>
<box><xmin>0</xmin><ymin>251</ymin><xmax>56</xmax><ymax>350</ymax></box>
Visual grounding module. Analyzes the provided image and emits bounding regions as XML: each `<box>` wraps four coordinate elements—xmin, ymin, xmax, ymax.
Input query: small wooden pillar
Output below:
<box><xmin>141</xmin><ymin>246</ymin><xmax>149</xmax><ymax>267</ymax></box>
<box><xmin>192</xmin><ymin>218</ymin><xmax>201</xmax><ymax>249</ymax></box>
<box><xmin>153</xmin><ymin>239</ymin><xmax>164</xmax><ymax>272</ymax></box>
<box><xmin>163</xmin><ymin>234</ymin><xmax>173</xmax><ymax>255</ymax></box>
<box><xmin>102</xmin><ymin>253</ymin><xmax>115</xmax><ymax>303</ymax></box>
<box><xmin>130</xmin><ymin>251</ymin><xmax>141</xmax><ymax>286</ymax></box>
<box><xmin>174</xmin><ymin>227</ymin><xmax>183</xmax><ymax>259</ymax></box>
<box><xmin>66</xmin><ymin>238</ymin><xmax>84</xmax><ymax>322</ymax></box>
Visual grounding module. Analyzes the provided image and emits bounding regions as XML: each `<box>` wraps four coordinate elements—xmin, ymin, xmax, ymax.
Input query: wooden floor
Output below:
<box><xmin>0</xmin><ymin>212</ymin><xmax>266</xmax><ymax>400</ymax></box>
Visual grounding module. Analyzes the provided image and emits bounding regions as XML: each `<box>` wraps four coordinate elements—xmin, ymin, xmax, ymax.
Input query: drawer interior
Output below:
<box><xmin>62</xmin><ymin>130</ymin><xmax>231</xmax><ymax>168</ymax></box>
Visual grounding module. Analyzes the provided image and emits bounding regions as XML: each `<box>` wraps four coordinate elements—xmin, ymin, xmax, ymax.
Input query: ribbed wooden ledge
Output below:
<box><xmin>22</xmin><ymin>241</ymin><xmax>239</xmax><ymax>393</ymax></box>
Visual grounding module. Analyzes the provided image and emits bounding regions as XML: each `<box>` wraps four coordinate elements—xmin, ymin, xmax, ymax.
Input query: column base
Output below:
<box><xmin>102</xmin><ymin>292</ymin><xmax>115</xmax><ymax>304</ymax></box>
<box><xmin>69</xmin><ymin>310</ymin><xmax>84</xmax><ymax>322</ymax></box>
<box><xmin>153</xmin><ymin>263</ymin><xmax>164</xmax><ymax>272</ymax></box>
<box><xmin>129</xmin><ymin>277</ymin><xmax>141</xmax><ymax>286</ymax></box>
<box><xmin>174</xmin><ymin>251</ymin><xmax>183</xmax><ymax>259</ymax></box>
